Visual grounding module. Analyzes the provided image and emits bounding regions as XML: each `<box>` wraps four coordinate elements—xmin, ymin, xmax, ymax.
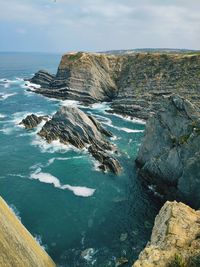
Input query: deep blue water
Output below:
<box><xmin>0</xmin><ymin>52</ymin><xmax>161</xmax><ymax>267</ymax></box>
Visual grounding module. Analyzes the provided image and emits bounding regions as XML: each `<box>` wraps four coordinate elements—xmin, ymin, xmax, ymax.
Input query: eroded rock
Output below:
<box><xmin>38</xmin><ymin>106</ymin><xmax>122</xmax><ymax>174</ymax></box>
<box><xmin>20</xmin><ymin>114</ymin><xmax>48</xmax><ymax>129</ymax></box>
<box><xmin>133</xmin><ymin>201</ymin><xmax>200</xmax><ymax>267</ymax></box>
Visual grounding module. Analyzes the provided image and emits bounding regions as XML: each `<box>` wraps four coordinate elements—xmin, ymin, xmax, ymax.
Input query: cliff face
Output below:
<box><xmin>31</xmin><ymin>52</ymin><xmax>122</xmax><ymax>103</ymax></box>
<box><xmin>0</xmin><ymin>197</ymin><xmax>55</xmax><ymax>267</ymax></box>
<box><xmin>133</xmin><ymin>201</ymin><xmax>200</xmax><ymax>267</ymax></box>
<box><xmin>136</xmin><ymin>94</ymin><xmax>200</xmax><ymax>207</ymax></box>
<box><xmin>30</xmin><ymin>52</ymin><xmax>200</xmax><ymax>119</ymax></box>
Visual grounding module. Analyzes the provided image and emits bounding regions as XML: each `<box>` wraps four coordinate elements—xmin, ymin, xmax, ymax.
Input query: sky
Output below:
<box><xmin>0</xmin><ymin>0</ymin><xmax>199</xmax><ymax>53</ymax></box>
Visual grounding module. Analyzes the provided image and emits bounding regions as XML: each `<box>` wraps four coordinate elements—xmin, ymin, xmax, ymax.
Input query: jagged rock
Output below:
<box><xmin>116</xmin><ymin>257</ymin><xmax>129</xmax><ymax>266</ymax></box>
<box><xmin>29</xmin><ymin>52</ymin><xmax>200</xmax><ymax>119</ymax></box>
<box><xmin>0</xmin><ymin>196</ymin><xmax>55</xmax><ymax>267</ymax></box>
<box><xmin>136</xmin><ymin>94</ymin><xmax>200</xmax><ymax>207</ymax></box>
<box><xmin>20</xmin><ymin>114</ymin><xmax>48</xmax><ymax>129</ymax></box>
<box><xmin>38</xmin><ymin>106</ymin><xmax>122</xmax><ymax>174</ymax></box>
<box><xmin>133</xmin><ymin>201</ymin><xmax>200</xmax><ymax>267</ymax></box>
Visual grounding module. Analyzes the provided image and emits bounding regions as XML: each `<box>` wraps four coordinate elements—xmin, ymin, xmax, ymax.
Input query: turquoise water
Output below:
<box><xmin>0</xmin><ymin>52</ymin><xmax>161</xmax><ymax>267</ymax></box>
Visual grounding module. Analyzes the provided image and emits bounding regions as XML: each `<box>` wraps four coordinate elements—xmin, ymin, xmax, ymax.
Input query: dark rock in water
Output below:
<box><xmin>38</xmin><ymin>106</ymin><xmax>122</xmax><ymax>174</ymax></box>
<box><xmin>30</xmin><ymin>70</ymin><xmax>55</xmax><ymax>88</ymax></box>
<box><xmin>20</xmin><ymin>114</ymin><xmax>48</xmax><ymax>129</ymax></box>
<box><xmin>136</xmin><ymin>94</ymin><xmax>200</xmax><ymax>207</ymax></box>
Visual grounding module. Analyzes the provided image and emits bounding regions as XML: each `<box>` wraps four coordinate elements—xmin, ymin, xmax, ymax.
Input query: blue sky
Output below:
<box><xmin>0</xmin><ymin>0</ymin><xmax>199</xmax><ymax>53</ymax></box>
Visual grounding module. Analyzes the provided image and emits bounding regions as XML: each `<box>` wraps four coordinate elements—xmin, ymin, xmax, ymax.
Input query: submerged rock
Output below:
<box><xmin>20</xmin><ymin>114</ymin><xmax>48</xmax><ymax>129</ymax></box>
<box><xmin>0</xmin><ymin>196</ymin><xmax>55</xmax><ymax>267</ymax></box>
<box><xmin>38</xmin><ymin>106</ymin><xmax>122</xmax><ymax>174</ymax></box>
<box><xmin>136</xmin><ymin>94</ymin><xmax>200</xmax><ymax>207</ymax></box>
<box><xmin>133</xmin><ymin>201</ymin><xmax>200</xmax><ymax>267</ymax></box>
<box><xmin>116</xmin><ymin>257</ymin><xmax>128</xmax><ymax>266</ymax></box>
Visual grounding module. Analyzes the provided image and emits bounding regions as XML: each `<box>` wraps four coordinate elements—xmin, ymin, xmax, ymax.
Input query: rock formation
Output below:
<box><xmin>29</xmin><ymin>52</ymin><xmax>200</xmax><ymax>120</ymax></box>
<box><xmin>136</xmin><ymin>94</ymin><xmax>200</xmax><ymax>207</ymax></box>
<box><xmin>0</xmin><ymin>196</ymin><xmax>55</xmax><ymax>267</ymax></box>
<box><xmin>22</xmin><ymin>106</ymin><xmax>121</xmax><ymax>174</ymax></box>
<box><xmin>30</xmin><ymin>52</ymin><xmax>122</xmax><ymax>103</ymax></box>
<box><xmin>20</xmin><ymin>114</ymin><xmax>48</xmax><ymax>129</ymax></box>
<box><xmin>133</xmin><ymin>201</ymin><xmax>200</xmax><ymax>267</ymax></box>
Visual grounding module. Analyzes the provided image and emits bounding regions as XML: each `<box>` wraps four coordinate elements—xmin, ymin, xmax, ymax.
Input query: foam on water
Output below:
<box><xmin>22</xmin><ymin>81</ymin><xmax>41</xmax><ymax>89</ymax></box>
<box><xmin>9</xmin><ymin>204</ymin><xmax>21</xmax><ymax>221</ymax></box>
<box><xmin>90</xmin><ymin>102</ymin><xmax>111</xmax><ymax>111</ymax></box>
<box><xmin>102</xmin><ymin>120</ymin><xmax>144</xmax><ymax>133</ymax></box>
<box><xmin>31</xmin><ymin>136</ymin><xmax>73</xmax><ymax>154</ymax></box>
<box><xmin>47</xmin><ymin>156</ymin><xmax>85</xmax><ymax>166</ymax></box>
<box><xmin>0</xmin><ymin>113</ymin><xmax>6</xmax><ymax>119</ymax></box>
<box><xmin>30</xmin><ymin>169</ymin><xmax>95</xmax><ymax>197</ymax></box>
<box><xmin>0</xmin><ymin>93</ymin><xmax>17</xmax><ymax>100</ymax></box>
<box><xmin>110</xmin><ymin>112</ymin><xmax>146</xmax><ymax>125</ymax></box>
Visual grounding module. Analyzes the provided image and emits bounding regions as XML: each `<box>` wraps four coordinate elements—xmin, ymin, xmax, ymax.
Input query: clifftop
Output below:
<box><xmin>133</xmin><ymin>201</ymin><xmax>200</xmax><ymax>267</ymax></box>
<box><xmin>0</xmin><ymin>197</ymin><xmax>55</xmax><ymax>267</ymax></box>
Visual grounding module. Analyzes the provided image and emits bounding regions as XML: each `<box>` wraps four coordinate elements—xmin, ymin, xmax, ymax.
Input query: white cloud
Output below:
<box><xmin>0</xmin><ymin>0</ymin><xmax>199</xmax><ymax>52</ymax></box>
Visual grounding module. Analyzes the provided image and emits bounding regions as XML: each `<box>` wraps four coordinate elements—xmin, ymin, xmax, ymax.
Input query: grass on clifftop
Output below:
<box><xmin>168</xmin><ymin>254</ymin><xmax>200</xmax><ymax>267</ymax></box>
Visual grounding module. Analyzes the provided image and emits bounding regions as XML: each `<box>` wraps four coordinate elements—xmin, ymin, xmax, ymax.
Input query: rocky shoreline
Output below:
<box><xmin>28</xmin><ymin>52</ymin><xmax>200</xmax><ymax>120</ymax></box>
<box><xmin>20</xmin><ymin>106</ymin><xmax>122</xmax><ymax>175</ymax></box>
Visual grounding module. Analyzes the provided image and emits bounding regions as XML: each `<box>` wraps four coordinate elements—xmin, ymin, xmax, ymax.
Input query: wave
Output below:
<box><xmin>102</xmin><ymin>120</ymin><xmax>144</xmax><ymax>133</ymax></box>
<box><xmin>0</xmin><ymin>93</ymin><xmax>17</xmax><ymax>100</ymax></box>
<box><xmin>0</xmin><ymin>113</ymin><xmax>6</xmax><ymax>119</ymax></box>
<box><xmin>31</xmin><ymin>136</ymin><xmax>73</xmax><ymax>154</ymax></box>
<box><xmin>30</xmin><ymin>169</ymin><xmax>95</xmax><ymax>197</ymax></box>
<box><xmin>0</xmin><ymin>127</ymin><xmax>14</xmax><ymax>135</ymax></box>
<box><xmin>34</xmin><ymin>234</ymin><xmax>47</xmax><ymax>251</ymax></box>
<box><xmin>90</xmin><ymin>102</ymin><xmax>111</xmax><ymax>112</ymax></box>
<box><xmin>47</xmin><ymin>155</ymin><xmax>85</xmax><ymax>166</ymax></box>
<box><xmin>22</xmin><ymin>81</ymin><xmax>41</xmax><ymax>89</ymax></box>
<box><xmin>109</xmin><ymin>112</ymin><xmax>146</xmax><ymax>125</ymax></box>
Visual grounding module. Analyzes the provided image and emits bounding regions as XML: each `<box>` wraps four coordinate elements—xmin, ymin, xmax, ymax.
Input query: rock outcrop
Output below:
<box><xmin>136</xmin><ymin>94</ymin><xmax>200</xmax><ymax>207</ymax></box>
<box><xmin>20</xmin><ymin>114</ymin><xmax>48</xmax><ymax>129</ymax></box>
<box><xmin>0</xmin><ymin>196</ymin><xmax>55</xmax><ymax>267</ymax></box>
<box><xmin>30</xmin><ymin>52</ymin><xmax>122</xmax><ymax>103</ymax></box>
<box><xmin>133</xmin><ymin>201</ymin><xmax>200</xmax><ymax>267</ymax></box>
<box><xmin>33</xmin><ymin>106</ymin><xmax>121</xmax><ymax>174</ymax></box>
<box><xmin>29</xmin><ymin>52</ymin><xmax>200</xmax><ymax>119</ymax></box>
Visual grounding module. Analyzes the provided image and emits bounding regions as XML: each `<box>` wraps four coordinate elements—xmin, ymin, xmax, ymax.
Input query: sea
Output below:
<box><xmin>0</xmin><ymin>52</ymin><xmax>161</xmax><ymax>267</ymax></box>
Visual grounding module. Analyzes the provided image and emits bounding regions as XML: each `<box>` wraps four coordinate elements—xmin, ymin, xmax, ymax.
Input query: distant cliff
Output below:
<box><xmin>29</xmin><ymin>52</ymin><xmax>200</xmax><ymax>119</ymax></box>
<box><xmin>136</xmin><ymin>94</ymin><xmax>200</xmax><ymax>207</ymax></box>
<box><xmin>0</xmin><ymin>197</ymin><xmax>55</xmax><ymax>267</ymax></box>
<box><xmin>133</xmin><ymin>201</ymin><xmax>200</xmax><ymax>267</ymax></box>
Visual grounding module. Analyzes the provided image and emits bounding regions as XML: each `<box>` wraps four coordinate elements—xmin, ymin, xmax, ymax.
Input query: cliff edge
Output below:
<box><xmin>133</xmin><ymin>201</ymin><xmax>200</xmax><ymax>267</ymax></box>
<box><xmin>0</xmin><ymin>197</ymin><xmax>55</xmax><ymax>267</ymax></box>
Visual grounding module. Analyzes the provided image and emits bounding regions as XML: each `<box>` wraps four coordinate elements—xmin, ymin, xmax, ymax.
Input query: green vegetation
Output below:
<box><xmin>168</xmin><ymin>254</ymin><xmax>186</xmax><ymax>267</ymax></box>
<box><xmin>179</xmin><ymin>134</ymin><xmax>190</xmax><ymax>145</ymax></box>
<box><xmin>67</xmin><ymin>52</ymin><xmax>83</xmax><ymax>61</ymax></box>
<box><xmin>168</xmin><ymin>254</ymin><xmax>200</xmax><ymax>267</ymax></box>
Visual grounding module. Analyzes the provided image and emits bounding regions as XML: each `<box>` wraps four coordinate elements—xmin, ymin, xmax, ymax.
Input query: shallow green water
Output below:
<box><xmin>0</xmin><ymin>52</ymin><xmax>161</xmax><ymax>267</ymax></box>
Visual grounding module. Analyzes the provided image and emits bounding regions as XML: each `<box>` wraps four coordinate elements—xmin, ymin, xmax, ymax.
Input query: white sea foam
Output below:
<box><xmin>22</xmin><ymin>81</ymin><xmax>41</xmax><ymax>89</ymax></box>
<box><xmin>9</xmin><ymin>204</ymin><xmax>21</xmax><ymax>221</ymax></box>
<box><xmin>0</xmin><ymin>127</ymin><xmax>14</xmax><ymax>135</ymax></box>
<box><xmin>31</xmin><ymin>136</ymin><xmax>72</xmax><ymax>154</ymax></box>
<box><xmin>30</xmin><ymin>170</ymin><xmax>95</xmax><ymax>197</ymax></box>
<box><xmin>110</xmin><ymin>112</ymin><xmax>146</xmax><ymax>124</ymax></box>
<box><xmin>0</xmin><ymin>93</ymin><xmax>17</xmax><ymax>100</ymax></box>
<box><xmin>102</xmin><ymin>120</ymin><xmax>144</xmax><ymax>133</ymax></box>
<box><xmin>0</xmin><ymin>113</ymin><xmax>6</xmax><ymax>119</ymax></box>
<box><xmin>61</xmin><ymin>99</ymin><xmax>80</xmax><ymax>107</ymax></box>
<box><xmin>34</xmin><ymin>235</ymin><xmax>47</xmax><ymax>251</ymax></box>
<box><xmin>90</xmin><ymin>102</ymin><xmax>111</xmax><ymax>111</ymax></box>
<box><xmin>47</xmin><ymin>156</ymin><xmax>85</xmax><ymax>166</ymax></box>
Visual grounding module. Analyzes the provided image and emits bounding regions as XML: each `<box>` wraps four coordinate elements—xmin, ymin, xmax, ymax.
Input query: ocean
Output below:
<box><xmin>0</xmin><ymin>52</ymin><xmax>161</xmax><ymax>267</ymax></box>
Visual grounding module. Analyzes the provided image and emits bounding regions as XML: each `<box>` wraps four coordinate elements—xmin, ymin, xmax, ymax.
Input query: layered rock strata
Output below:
<box><xmin>133</xmin><ymin>201</ymin><xmax>200</xmax><ymax>267</ymax></box>
<box><xmin>30</xmin><ymin>52</ymin><xmax>200</xmax><ymax>119</ymax></box>
<box><xmin>0</xmin><ymin>196</ymin><xmax>55</xmax><ymax>267</ymax></box>
<box><xmin>136</xmin><ymin>94</ymin><xmax>200</xmax><ymax>207</ymax></box>
<box><xmin>21</xmin><ymin>106</ymin><xmax>121</xmax><ymax>174</ymax></box>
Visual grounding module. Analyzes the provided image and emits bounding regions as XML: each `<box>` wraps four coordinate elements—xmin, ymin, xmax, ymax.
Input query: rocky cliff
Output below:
<box><xmin>133</xmin><ymin>201</ymin><xmax>200</xmax><ymax>267</ymax></box>
<box><xmin>136</xmin><ymin>94</ymin><xmax>200</xmax><ymax>207</ymax></box>
<box><xmin>0</xmin><ymin>196</ymin><xmax>55</xmax><ymax>267</ymax></box>
<box><xmin>29</xmin><ymin>52</ymin><xmax>200</xmax><ymax>119</ymax></box>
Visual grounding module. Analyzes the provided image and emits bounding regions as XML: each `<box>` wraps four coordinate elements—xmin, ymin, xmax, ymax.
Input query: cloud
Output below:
<box><xmin>0</xmin><ymin>0</ymin><xmax>199</xmax><ymax>52</ymax></box>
